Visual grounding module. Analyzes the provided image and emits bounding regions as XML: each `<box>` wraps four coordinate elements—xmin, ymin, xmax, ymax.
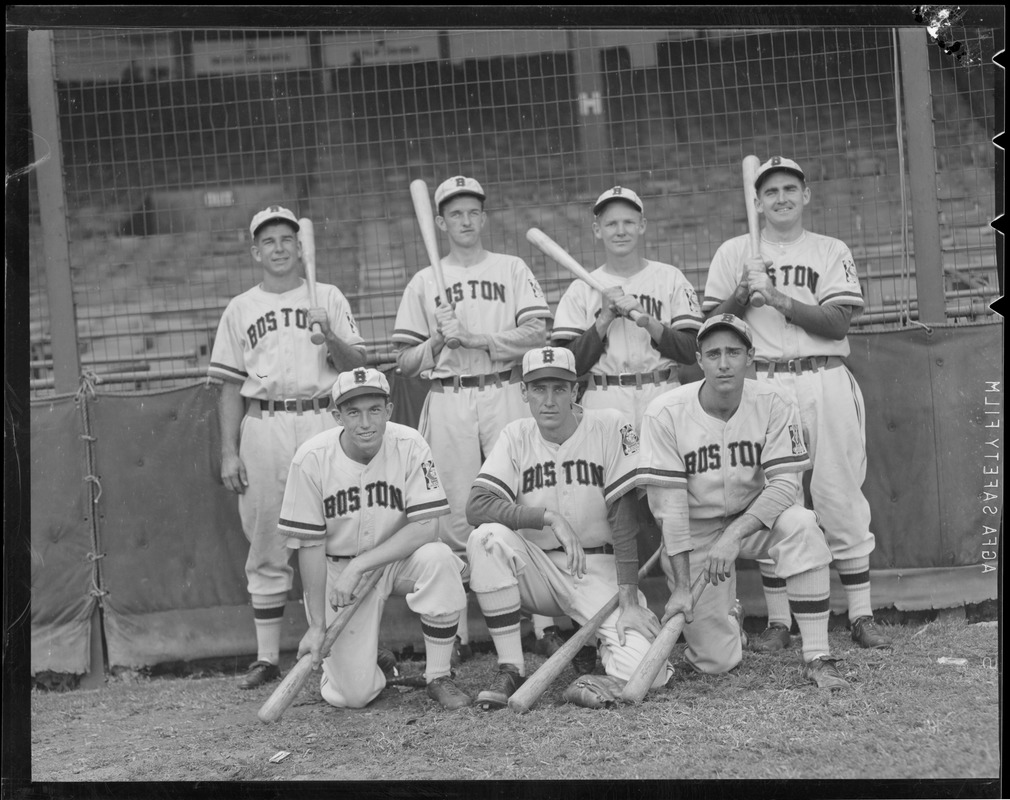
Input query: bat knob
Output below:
<box><xmin>750</xmin><ymin>293</ymin><xmax>766</xmax><ymax>308</ymax></box>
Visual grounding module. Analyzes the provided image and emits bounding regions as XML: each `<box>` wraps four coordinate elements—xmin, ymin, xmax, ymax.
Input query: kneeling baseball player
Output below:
<box><xmin>278</xmin><ymin>368</ymin><xmax>472</xmax><ymax>710</ymax></box>
<box><xmin>465</xmin><ymin>346</ymin><xmax>672</xmax><ymax>710</ymax></box>
<box><xmin>637</xmin><ymin>314</ymin><xmax>849</xmax><ymax>689</ymax></box>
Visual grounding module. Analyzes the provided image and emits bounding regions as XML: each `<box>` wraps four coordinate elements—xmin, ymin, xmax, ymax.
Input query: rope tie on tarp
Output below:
<box><xmin>83</xmin><ymin>474</ymin><xmax>103</xmax><ymax>504</ymax></box>
<box><xmin>76</xmin><ymin>374</ymin><xmax>106</xmax><ymax>608</ymax></box>
<box><xmin>88</xmin><ymin>581</ymin><xmax>109</xmax><ymax>599</ymax></box>
<box><xmin>75</xmin><ymin>370</ymin><xmax>99</xmax><ymax>403</ymax></box>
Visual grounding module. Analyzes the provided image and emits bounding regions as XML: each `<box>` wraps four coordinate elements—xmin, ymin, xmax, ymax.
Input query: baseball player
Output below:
<box><xmin>637</xmin><ymin>314</ymin><xmax>849</xmax><ymax>689</ymax></box>
<box><xmin>703</xmin><ymin>157</ymin><xmax>891</xmax><ymax>652</ymax></box>
<box><xmin>392</xmin><ymin>176</ymin><xmax>552</xmax><ymax>656</ymax></box>
<box><xmin>543</xmin><ymin>185</ymin><xmax>705</xmax><ymax>661</ymax></box>
<box><xmin>551</xmin><ymin>185</ymin><xmax>703</xmax><ymax>428</ymax></box>
<box><xmin>465</xmin><ymin>346</ymin><xmax>671</xmax><ymax>710</ymax></box>
<box><xmin>209</xmin><ymin>206</ymin><xmax>367</xmax><ymax>689</ymax></box>
<box><xmin>278</xmin><ymin>368</ymin><xmax>471</xmax><ymax>710</ymax></box>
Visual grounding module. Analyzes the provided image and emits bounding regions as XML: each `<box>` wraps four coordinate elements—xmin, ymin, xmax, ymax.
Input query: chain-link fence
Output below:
<box><xmin>28</xmin><ymin>26</ymin><xmax>1000</xmax><ymax>396</ymax></box>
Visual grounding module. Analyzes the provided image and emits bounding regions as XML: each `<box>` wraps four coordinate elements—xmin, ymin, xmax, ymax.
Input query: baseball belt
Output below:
<box><xmin>752</xmin><ymin>355</ymin><xmax>845</xmax><ymax>378</ymax></box>
<box><xmin>247</xmin><ymin>396</ymin><xmax>332</xmax><ymax>417</ymax></box>
<box><xmin>546</xmin><ymin>544</ymin><xmax>615</xmax><ymax>556</ymax></box>
<box><xmin>582</xmin><ymin>368</ymin><xmax>677</xmax><ymax>390</ymax></box>
<box><xmin>429</xmin><ymin>367</ymin><xmax>519</xmax><ymax>393</ymax></box>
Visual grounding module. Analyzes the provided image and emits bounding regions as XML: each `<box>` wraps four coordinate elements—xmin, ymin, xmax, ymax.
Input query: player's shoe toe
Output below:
<box><xmin>533</xmin><ymin>626</ymin><xmax>566</xmax><ymax>657</ymax></box>
<box><xmin>238</xmin><ymin>660</ymin><xmax>280</xmax><ymax>689</ymax></box>
<box><xmin>850</xmin><ymin>616</ymin><xmax>892</xmax><ymax>649</ymax></box>
<box><xmin>426</xmin><ymin>676</ymin><xmax>472</xmax><ymax>710</ymax></box>
<box><xmin>476</xmin><ymin>664</ymin><xmax>524</xmax><ymax>711</ymax></box>
<box><xmin>562</xmin><ymin>674</ymin><xmax>626</xmax><ymax>709</ymax></box>
<box><xmin>377</xmin><ymin>648</ymin><xmax>399</xmax><ymax>680</ymax></box>
<box><xmin>802</xmin><ymin>656</ymin><xmax>850</xmax><ymax>690</ymax></box>
<box><xmin>572</xmin><ymin>644</ymin><xmax>599</xmax><ymax>675</ymax></box>
<box><xmin>748</xmin><ymin>623</ymin><xmax>791</xmax><ymax>653</ymax></box>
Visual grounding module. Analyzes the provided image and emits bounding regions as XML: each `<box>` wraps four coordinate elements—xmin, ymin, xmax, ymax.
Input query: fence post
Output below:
<box><xmin>897</xmin><ymin>27</ymin><xmax>946</xmax><ymax>325</ymax></box>
<box><xmin>568</xmin><ymin>30</ymin><xmax>609</xmax><ymax>189</ymax></box>
<box><xmin>28</xmin><ymin>30</ymin><xmax>81</xmax><ymax>392</ymax></box>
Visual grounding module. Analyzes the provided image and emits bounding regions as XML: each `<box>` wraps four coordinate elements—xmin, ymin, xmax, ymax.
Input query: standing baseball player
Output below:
<box><xmin>637</xmin><ymin>314</ymin><xmax>849</xmax><ymax>689</ymax></box>
<box><xmin>278</xmin><ymin>368</ymin><xmax>471</xmax><ymax>710</ymax></box>
<box><xmin>703</xmin><ymin>157</ymin><xmax>891</xmax><ymax>652</ymax></box>
<box><xmin>551</xmin><ymin>185</ymin><xmax>703</xmax><ymax>427</ymax></box>
<box><xmin>392</xmin><ymin>176</ymin><xmax>552</xmax><ymax>656</ymax></box>
<box><xmin>545</xmin><ymin>185</ymin><xmax>705</xmax><ymax>661</ymax></box>
<box><xmin>209</xmin><ymin>206</ymin><xmax>367</xmax><ymax>689</ymax></box>
<box><xmin>465</xmin><ymin>346</ymin><xmax>671</xmax><ymax>710</ymax></box>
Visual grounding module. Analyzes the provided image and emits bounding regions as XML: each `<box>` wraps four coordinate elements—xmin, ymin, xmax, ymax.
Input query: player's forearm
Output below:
<box><xmin>394</xmin><ymin>335</ymin><xmax>445</xmax><ymax>378</ymax></box>
<box><xmin>480</xmin><ymin>318</ymin><xmax>548</xmax><ymax>362</ymax></box>
<box><xmin>776</xmin><ymin>300</ymin><xmax>852</xmax><ymax>340</ymax></box>
<box><xmin>656</xmin><ymin>327</ymin><xmax>699</xmax><ymax>365</ymax></box>
<box><xmin>607</xmin><ymin>493</ymin><xmax>641</xmax><ymax>585</ymax></box>
<box><xmin>297</xmin><ymin>544</ymin><xmax>329</xmax><ymax>631</ymax></box>
<box><xmin>562</xmin><ymin>325</ymin><xmax>607</xmax><ymax>376</ymax></box>
<box><xmin>708</xmin><ymin>292</ymin><xmax>750</xmax><ymax>319</ymax></box>
<box><xmin>665</xmin><ymin>550</ymin><xmax>691</xmax><ymax>593</ymax></box>
<box><xmin>218</xmin><ymin>381</ymin><xmax>245</xmax><ymax>458</ymax></box>
<box><xmin>747</xmin><ymin>472</ymin><xmax>804</xmax><ymax>528</ymax></box>
<box><xmin>325</xmin><ymin>338</ymin><xmax>368</xmax><ymax>372</ymax></box>
<box><xmin>347</xmin><ymin>519</ymin><xmax>438</xmax><ymax>575</ymax></box>
<box><xmin>465</xmin><ymin>485</ymin><xmax>545</xmax><ymax>531</ymax></box>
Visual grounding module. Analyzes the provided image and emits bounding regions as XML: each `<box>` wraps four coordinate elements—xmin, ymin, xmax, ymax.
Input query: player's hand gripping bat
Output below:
<box><xmin>258</xmin><ymin>568</ymin><xmax>382</xmax><ymax>723</ymax></box>
<box><xmin>526</xmin><ymin>227</ymin><xmax>643</xmax><ymax>322</ymax></box>
<box><xmin>741</xmin><ymin>155</ymin><xmax>767</xmax><ymax>308</ymax></box>
<box><xmin>410</xmin><ymin>179</ymin><xmax>460</xmax><ymax>349</ymax></box>
<box><xmin>618</xmin><ymin>571</ymin><xmax>707</xmax><ymax>704</ymax></box>
<box><xmin>507</xmin><ymin>544</ymin><xmax>664</xmax><ymax>714</ymax></box>
<box><xmin>299</xmin><ymin>218</ymin><xmax>327</xmax><ymax>345</ymax></box>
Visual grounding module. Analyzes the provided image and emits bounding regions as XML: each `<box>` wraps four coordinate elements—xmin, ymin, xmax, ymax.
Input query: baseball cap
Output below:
<box><xmin>522</xmin><ymin>346</ymin><xmax>578</xmax><ymax>383</ymax></box>
<box><xmin>697</xmin><ymin>314</ymin><xmax>754</xmax><ymax>348</ymax></box>
<box><xmin>434</xmin><ymin>176</ymin><xmax>486</xmax><ymax>210</ymax></box>
<box><xmin>331</xmin><ymin>367</ymin><xmax>391</xmax><ymax>406</ymax></box>
<box><xmin>250</xmin><ymin>205</ymin><xmax>300</xmax><ymax>238</ymax></box>
<box><xmin>592</xmin><ymin>186</ymin><xmax>644</xmax><ymax>216</ymax></box>
<box><xmin>754</xmin><ymin>157</ymin><xmax>806</xmax><ymax>192</ymax></box>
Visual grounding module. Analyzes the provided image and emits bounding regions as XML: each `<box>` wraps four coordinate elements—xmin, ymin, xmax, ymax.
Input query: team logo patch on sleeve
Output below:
<box><xmin>422</xmin><ymin>460</ymin><xmax>440</xmax><ymax>490</ymax></box>
<box><xmin>686</xmin><ymin>286</ymin><xmax>701</xmax><ymax>314</ymax></box>
<box><xmin>789</xmin><ymin>424</ymin><xmax>806</xmax><ymax>455</ymax></box>
<box><xmin>620</xmin><ymin>424</ymin><xmax>640</xmax><ymax>455</ymax></box>
<box><xmin>529</xmin><ymin>278</ymin><xmax>545</xmax><ymax>299</ymax></box>
<box><xmin>842</xmin><ymin>257</ymin><xmax>859</xmax><ymax>285</ymax></box>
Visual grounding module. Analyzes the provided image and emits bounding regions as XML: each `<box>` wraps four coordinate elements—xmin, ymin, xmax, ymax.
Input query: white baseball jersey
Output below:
<box><xmin>391</xmin><ymin>252</ymin><xmax>552</xmax><ymax>379</ymax></box>
<box><xmin>473</xmin><ymin>408</ymin><xmax>640</xmax><ymax>551</ymax></box>
<box><xmin>551</xmin><ymin>260</ymin><xmax>703</xmax><ymax>374</ymax></box>
<box><xmin>637</xmin><ymin>380</ymin><xmax>811</xmax><ymax>522</ymax></box>
<box><xmin>702</xmin><ymin>232</ymin><xmax>863</xmax><ymax>359</ymax></box>
<box><xmin>209</xmin><ymin>279</ymin><xmax>363</xmax><ymax>397</ymax></box>
<box><xmin>279</xmin><ymin>422</ymin><xmax>450</xmax><ymax>553</ymax></box>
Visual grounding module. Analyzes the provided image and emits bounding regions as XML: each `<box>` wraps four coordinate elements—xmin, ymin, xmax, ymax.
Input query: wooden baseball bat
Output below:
<box><xmin>299</xmin><ymin>218</ymin><xmax>326</xmax><ymax>345</ymax></box>
<box><xmin>257</xmin><ymin>568</ymin><xmax>383</xmax><ymax>723</ymax></box>
<box><xmin>742</xmin><ymin>155</ymin><xmax>766</xmax><ymax>308</ymax></box>
<box><xmin>409</xmin><ymin>179</ymin><xmax>460</xmax><ymax>349</ymax></box>
<box><xmin>507</xmin><ymin>544</ymin><xmax>664</xmax><ymax>715</ymax></box>
<box><xmin>526</xmin><ymin>227</ymin><xmax>643</xmax><ymax>322</ymax></box>
<box><xmin>618</xmin><ymin>571</ymin><xmax>707</xmax><ymax>704</ymax></box>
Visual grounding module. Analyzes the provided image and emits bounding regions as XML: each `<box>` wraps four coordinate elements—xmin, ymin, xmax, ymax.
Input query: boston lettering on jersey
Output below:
<box><xmin>247</xmin><ymin>308</ymin><xmax>314</xmax><ymax>348</ymax></box>
<box><xmin>323</xmin><ymin>481</ymin><xmax>404</xmax><ymax>517</ymax></box>
<box><xmin>763</xmin><ymin>265</ymin><xmax>820</xmax><ymax>293</ymax></box>
<box><xmin>684</xmin><ymin>441</ymin><xmax>764</xmax><ymax>474</ymax></box>
<box><xmin>433</xmin><ymin>280</ymin><xmax>507</xmax><ymax>307</ymax></box>
<box><xmin>521</xmin><ymin>459</ymin><xmax>605</xmax><ymax>493</ymax></box>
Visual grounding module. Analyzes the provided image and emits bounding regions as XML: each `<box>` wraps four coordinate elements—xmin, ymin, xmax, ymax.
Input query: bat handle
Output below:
<box><xmin>310</xmin><ymin>323</ymin><xmax>326</xmax><ymax>345</ymax></box>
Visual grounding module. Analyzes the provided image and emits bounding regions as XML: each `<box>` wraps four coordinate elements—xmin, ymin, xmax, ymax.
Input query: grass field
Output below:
<box><xmin>29</xmin><ymin>615</ymin><xmax>999</xmax><ymax>790</ymax></box>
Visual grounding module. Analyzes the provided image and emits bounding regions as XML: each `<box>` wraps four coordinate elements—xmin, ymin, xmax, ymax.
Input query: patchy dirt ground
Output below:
<box><xmin>29</xmin><ymin>618</ymin><xmax>1001</xmax><ymax>786</ymax></box>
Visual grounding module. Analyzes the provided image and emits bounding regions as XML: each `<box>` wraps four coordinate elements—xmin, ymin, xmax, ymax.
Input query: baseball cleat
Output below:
<box><xmin>238</xmin><ymin>660</ymin><xmax>280</xmax><ymax>689</ymax></box>
<box><xmin>850</xmin><ymin>616</ymin><xmax>892</xmax><ymax>649</ymax></box>
<box><xmin>573</xmin><ymin>644</ymin><xmax>598</xmax><ymax>675</ymax></box>
<box><xmin>476</xmin><ymin>664</ymin><xmax>525</xmax><ymax>711</ymax></box>
<box><xmin>426</xmin><ymin>676</ymin><xmax>472</xmax><ymax>710</ymax></box>
<box><xmin>562</xmin><ymin>674</ymin><xmax>626</xmax><ymax>709</ymax></box>
<box><xmin>533</xmin><ymin>626</ymin><xmax>566</xmax><ymax>657</ymax></box>
<box><xmin>377</xmin><ymin>648</ymin><xmax>399</xmax><ymax>679</ymax></box>
<box><xmin>802</xmin><ymin>656</ymin><xmax>850</xmax><ymax>690</ymax></box>
<box><xmin>748</xmin><ymin>622</ymin><xmax>791</xmax><ymax>653</ymax></box>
